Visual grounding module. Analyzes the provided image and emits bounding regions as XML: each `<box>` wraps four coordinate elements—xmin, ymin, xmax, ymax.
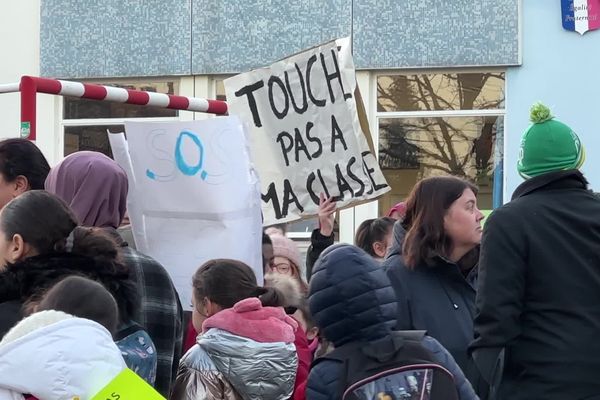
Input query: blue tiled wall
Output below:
<box><xmin>191</xmin><ymin>0</ymin><xmax>351</xmax><ymax>74</ymax></box>
<box><xmin>353</xmin><ymin>0</ymin><xmax>519</xmax><ymax>69</ymax></box>
<box><xmin>40</xmin><ymin>0</ymin><xmax>519</xmax><ymax>78</ymax></box>
<box><xmin>41</xmin><ymin>0</ymin><xmax>191</xmax><ymax>78</ymax></box>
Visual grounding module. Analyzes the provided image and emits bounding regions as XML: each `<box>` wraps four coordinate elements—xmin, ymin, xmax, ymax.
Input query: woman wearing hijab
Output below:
<box><xmin>45</xmin><ymin>151</ymin><xmax>184</xmax><ymax>397</ymax></box>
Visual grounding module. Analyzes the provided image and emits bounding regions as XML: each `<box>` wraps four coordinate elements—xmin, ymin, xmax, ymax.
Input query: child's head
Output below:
<box><xmin>37</xmin><ymin>275</ymin><xmax>119</xmax><ymax>335</ymax></box>
<box><xmin>267</xmin><ymin>233</ymin><xmax>309</xmax><ymax>293</ymax></box>
<box><xmin>309</xmin><ymin>244</ymin><xmax>397</xmax><ymax>347</ymax></box>
<box><xmin>192</xmin><ymin>259</ymin><xmax>284</xmax><ymax>332</ymax></box>
<box><xmin>354</xmin><ymin>217</ymin><xmax>395</xmax><ymax>260</ymax></box>
<box><xmin>268</xmin><ymin>233</ymin><xmax>302</xmax><ymax>277</ymax></box>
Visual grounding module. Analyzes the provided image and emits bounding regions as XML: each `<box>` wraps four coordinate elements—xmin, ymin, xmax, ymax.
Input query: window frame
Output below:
<box><xmin>58</xmin><ymin>77</ymin><xmax>185</xmax><ymax>160</ymax></box>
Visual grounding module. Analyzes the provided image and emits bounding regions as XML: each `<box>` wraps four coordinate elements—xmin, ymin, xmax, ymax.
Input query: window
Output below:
<box><xmin>376</xmin><ymin>72</ymin><xmax>505</xmax><ymax>212</ymax></box>
<box><xmin>62</xmin><ymin>80</ymin><xmax>180</xmax><ymax>158</ymax></box>
<box><xmin>215</xmin><ymin>79</ymin><xmax>227</xmax><ymax>102</ymax></box>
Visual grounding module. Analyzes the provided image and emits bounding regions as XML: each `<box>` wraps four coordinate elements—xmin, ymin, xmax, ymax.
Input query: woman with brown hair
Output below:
<box><xmin>383</xmin><ymin>176</ymin><xmax>484</xmax><ymax>373</ymax></box>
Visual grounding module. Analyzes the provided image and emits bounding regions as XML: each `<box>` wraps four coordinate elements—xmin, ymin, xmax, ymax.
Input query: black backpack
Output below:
<box><xmin>313</xmin><ymin>331</ymin><xmax>459</xmax><ymax>400</ymax></box>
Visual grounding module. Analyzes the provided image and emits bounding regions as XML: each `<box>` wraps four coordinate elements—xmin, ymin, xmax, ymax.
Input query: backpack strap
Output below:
<box><xmin>311</xmin><ymin>330</ymin><xmax>428</xmax><ymax>366</ymax></box>
<box><xmin>114</xmin><ymin>321</ymin><xmax>145</xmax><ymax>341</ymax></box>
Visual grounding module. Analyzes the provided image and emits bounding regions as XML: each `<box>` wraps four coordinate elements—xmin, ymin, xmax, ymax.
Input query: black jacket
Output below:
<box><xmin>471</xmin><ymin>170</ymin><xmax>600</xmax><ymax>400</ymax></box>
<box><xmin>383</xmin><ymin>222</ymin><xmax>478</xmax><ymax>371</ymax></box>
<box><xmin>305</xmin><ymin>229</ymin><xmax>334</xmax><ymax>282</ymax></box>
<box><xmin>307</xmin><ymin>244</ymin><xmax>477</xmax><ymax>400</ymax></box>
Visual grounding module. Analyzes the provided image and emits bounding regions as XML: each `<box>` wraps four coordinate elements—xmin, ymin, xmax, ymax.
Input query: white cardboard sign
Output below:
<box><xmin>109</xmin><ymin>116</ymin><xmax>263</xmax><ymax>308</ymax></box>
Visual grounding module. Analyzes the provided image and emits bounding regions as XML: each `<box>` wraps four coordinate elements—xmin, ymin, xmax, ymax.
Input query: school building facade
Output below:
<box><xmin>1</xmin><ymin>1</ymin><xmax>599</xmax><ymax>243</ymax></box>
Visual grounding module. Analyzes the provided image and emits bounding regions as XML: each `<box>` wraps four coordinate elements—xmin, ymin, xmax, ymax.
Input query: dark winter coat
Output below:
<box><xmin>305</xmin><ymin>229</ymin><xmax>334</xmax><ymax>282</ymax></box>
<box><xmin>471</xmin><ymin>170</ymin><xmax>600</xmax><ymax>400</ymax></box>
<box><xmin>383</xmin><ymin>221</ymin><xmax>478</xmax><ymax>371</ymax></box>
<box><xmin>307</xmin><ymin>244</ymin><xmax>477</xmax><ymax>400</ymax></box>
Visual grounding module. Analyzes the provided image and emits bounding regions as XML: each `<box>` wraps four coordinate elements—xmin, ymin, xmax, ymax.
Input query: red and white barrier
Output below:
<box><xmin>1</xmin><ymin>76</ymin><xmax>229</xmax><ymax>141</ymax></box>
<box><xmin>0</xmin><ymin>83</ymin><xmax>20</xmax><ymax>93</ymax></box>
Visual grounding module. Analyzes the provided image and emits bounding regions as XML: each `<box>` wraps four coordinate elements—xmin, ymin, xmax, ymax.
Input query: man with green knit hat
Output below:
<box><xmin>470</xmin><ymin>103</ymin><xmax>600</xmax><ymax>400</ymax></box>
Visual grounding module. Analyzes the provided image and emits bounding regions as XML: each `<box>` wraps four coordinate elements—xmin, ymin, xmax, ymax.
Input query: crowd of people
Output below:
<box><xmin>0</xmin><ymin>102</ymin><xmax>598</xmax><ymax>400</ymax></box>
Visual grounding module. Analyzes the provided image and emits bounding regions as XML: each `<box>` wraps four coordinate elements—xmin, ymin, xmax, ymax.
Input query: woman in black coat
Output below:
<box><xmin>383</xmin><ymin>176</ymin><xmax>484</xmax><ymax>373</ymax></box>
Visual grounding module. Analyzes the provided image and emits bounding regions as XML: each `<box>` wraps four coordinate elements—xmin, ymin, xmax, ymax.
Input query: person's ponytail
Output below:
<box><xmin>70</xmin><ymin>227</ymin><xmax>137</xmax><ymax>323</ymax></box>
<box><xmin>254</xmin><ymin>286</ymin><xmax>286</xmax><ymax>308</ymax></box>
<box><xmin>69</xmin><ymin>227</ymin><xmax>121</xmax><ymax>265</ymax></box>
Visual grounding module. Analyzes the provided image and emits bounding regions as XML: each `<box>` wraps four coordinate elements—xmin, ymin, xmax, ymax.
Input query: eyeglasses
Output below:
<box><xmin>271</xmin><ymin>262</ymin><xmax>292</xmax><ymax>274</ymax></box>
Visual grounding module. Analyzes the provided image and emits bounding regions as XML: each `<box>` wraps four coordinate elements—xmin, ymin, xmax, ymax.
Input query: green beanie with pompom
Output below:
<box><xmin>517</xmin><ymin>103</ymin><xmax>585</xmax><ymax>179</ymax></box>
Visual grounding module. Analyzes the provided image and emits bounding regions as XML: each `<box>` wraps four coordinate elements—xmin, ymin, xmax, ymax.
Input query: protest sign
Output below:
<box><xmin>109</xmin><ymin>116</ymin><xmax>263</xmax><ymax>308</ymax></box>
<box><xmin>91</xmin><ymin>368</ymin><xmax>165</xmax><ymax>400</ymax></box>
<box><xmin>482</xmin><ymin>209</ymin><xmax>493</xmax><ymax>226</ymax></box>
<box><xmin>224</xmin><ymin>37</ymin><xmax>390</xmax><ymax>225</ymax></box>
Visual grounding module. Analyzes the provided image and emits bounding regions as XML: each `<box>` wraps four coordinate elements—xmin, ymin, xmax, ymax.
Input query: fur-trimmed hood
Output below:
<box><xmin>264</xmin><ymin>272</ymin><xmax>304</xmax><ymax>308</ymax></box>
<box><xmin>0</xmin><ymin>310</ymin><xmax>125</xmax><ymax>400</ymax></box>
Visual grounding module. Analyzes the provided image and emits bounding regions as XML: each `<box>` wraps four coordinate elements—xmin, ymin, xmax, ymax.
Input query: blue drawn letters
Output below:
<box><xmin>146</xmin><ymin>130</ymin><xmax>208</xmax><ymax>181</ymax></box>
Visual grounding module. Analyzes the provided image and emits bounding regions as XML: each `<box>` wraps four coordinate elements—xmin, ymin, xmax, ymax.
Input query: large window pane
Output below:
<box><xmin>63</xmin><ymin>81</ymin><xmax>178</xmax><ymax>119</ymax></box>
<box><xmin>64</xmin><ymin>125</ymin><xmax>124</xmax><ymax>158</ymax></box>
<box><xmin>378</xmin><ymin>116</ymin><xmax>503</xmax><ymax>212</ymax></box>
<box><xmin>377</xmin><ymin>73</ymin><xmax>505</xmax><ymax>112</ymax></box>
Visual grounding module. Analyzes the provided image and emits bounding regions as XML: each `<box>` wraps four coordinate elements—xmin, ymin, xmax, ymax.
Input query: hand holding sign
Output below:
<box><xmin>318</xmin><ymin>193</ymin><xmax>336</xmax><ymax>237</ymax></box>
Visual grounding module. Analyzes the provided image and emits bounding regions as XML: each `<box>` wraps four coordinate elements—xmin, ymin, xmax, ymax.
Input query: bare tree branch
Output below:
<box><xmin>418</xmin><ymin>162</ymin><xmax>455</xmax><ymax>175</ymax></box>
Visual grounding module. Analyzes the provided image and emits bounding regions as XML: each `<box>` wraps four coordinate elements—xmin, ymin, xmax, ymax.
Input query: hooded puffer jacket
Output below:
<box><xmin>171</xmin><ymin>297</ymin><xmax>298</xmax><ymax>400</ymax></box>
<box><xmin>0</xmin><ymin>310</ymin><xmax>126</xmax><ymax>400</ymax></box>
<box><xmin>307</xmin><ymin>244</ymin><xmax>477</xmax><ymax>400</ymax></box>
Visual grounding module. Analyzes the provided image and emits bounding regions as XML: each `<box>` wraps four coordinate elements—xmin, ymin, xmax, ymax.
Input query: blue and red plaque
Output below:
<box><xmin>562</xmin><ymin>0</ymin><xmax>600</xmax><ymax>34</ymax></box>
